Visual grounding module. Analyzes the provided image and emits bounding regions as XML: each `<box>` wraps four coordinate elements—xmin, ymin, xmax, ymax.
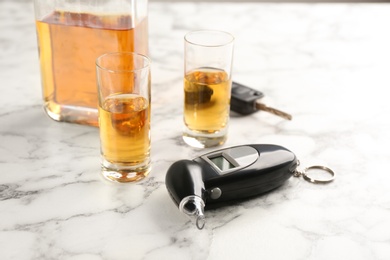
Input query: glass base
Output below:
<box><xmin>182</xmin><ymin>128</ymin><xmax>227</xmax><ymax>148</ymax></box>
<box><xmin>101</xmin><ymin>158</ymin><xmax>150</xmax><ymax>183</ymax></box>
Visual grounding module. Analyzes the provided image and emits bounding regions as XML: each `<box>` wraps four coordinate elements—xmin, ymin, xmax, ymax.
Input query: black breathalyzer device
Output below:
<box><xmin>165</xmin><ymin>144</ymin><xmax>298</xmax><ymax>229</ymax></box>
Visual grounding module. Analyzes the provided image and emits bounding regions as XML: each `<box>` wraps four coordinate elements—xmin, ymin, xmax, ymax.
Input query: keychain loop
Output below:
<box><xmin>302</xmin><ymin>165</ymin><xmax>335</xmax><ymax>184</ymax></box>
<box><xmin>294</xmin><ymin>161</ymin><xmax>335</xmax><ymax>184</ymax></box>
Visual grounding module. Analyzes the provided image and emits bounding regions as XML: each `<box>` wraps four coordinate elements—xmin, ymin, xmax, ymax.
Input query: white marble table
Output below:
<box><xmin>1</xmin><ymin>1</ymin><xmax>390</xmax><ymax>259</ymax></box>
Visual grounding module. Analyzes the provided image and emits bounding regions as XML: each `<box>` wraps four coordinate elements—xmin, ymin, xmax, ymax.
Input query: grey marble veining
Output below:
<box><xmin>1</xmin><ymin>1</ymin><xmax>390</xmax><ymax>259</ymax></box>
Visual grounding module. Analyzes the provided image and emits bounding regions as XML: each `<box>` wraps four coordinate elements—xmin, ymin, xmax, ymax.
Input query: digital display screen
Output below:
<box><xmin>210</xmin><ymin>155</ymin><xmax>236</xmax><ymax>171</ymax></box>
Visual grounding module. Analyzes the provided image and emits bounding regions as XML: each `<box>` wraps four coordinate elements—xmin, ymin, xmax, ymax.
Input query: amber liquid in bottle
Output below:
<box><xmin>184</xmin><ymin>68</ymin><xmax>231</xmax><ymax>133</ymax></box>
<box><xmin>36</xmin><ymin>11</ymin><xmax>148</xmax><ymax>126</ymax></box>
<box><xmin>99</xmin><ymin>94</ymin><xmax>150</xmax><ymax>181</ymax></box>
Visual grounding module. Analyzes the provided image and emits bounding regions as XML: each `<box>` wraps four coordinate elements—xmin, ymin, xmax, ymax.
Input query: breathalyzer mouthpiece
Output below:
<box><xmin>179</xmin><ymin>195</ymin><xmax>206</xmax><ymax>230</ymax></box>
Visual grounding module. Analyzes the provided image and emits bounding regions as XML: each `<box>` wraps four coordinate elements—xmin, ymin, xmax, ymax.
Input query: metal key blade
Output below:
<box><xmin>255</xmin><ymin>102</ymin><xmax>292</xmax><ymax>120</ymax></box>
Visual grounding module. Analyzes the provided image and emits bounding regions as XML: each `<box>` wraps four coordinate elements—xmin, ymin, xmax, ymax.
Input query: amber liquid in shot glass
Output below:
<box><xmin>99</xmin><ymin>94</ymin><xmax>150</xmax><ymax>182</ymax></box>
<box><xmin>184</xmin><ymin>68</ymin><xmax>231</xmax><ymax>135</ymax></box>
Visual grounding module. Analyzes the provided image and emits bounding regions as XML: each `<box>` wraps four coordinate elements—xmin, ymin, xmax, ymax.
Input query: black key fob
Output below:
<box><xmin>231</xmin><ymin>82</ymin><xmax>264</xmax><ymax>115</ymax></box>
<box><xmin>230</xmin><ymin>82</ymin><xmax>292</xmax><ymax>120</ymax></box>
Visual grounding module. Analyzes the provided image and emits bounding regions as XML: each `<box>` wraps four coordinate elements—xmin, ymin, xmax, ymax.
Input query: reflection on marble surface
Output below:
<box><xmin>1</xmin><ymin>1</ymin><xmax>390</xmax><ymax>259</ymax></box>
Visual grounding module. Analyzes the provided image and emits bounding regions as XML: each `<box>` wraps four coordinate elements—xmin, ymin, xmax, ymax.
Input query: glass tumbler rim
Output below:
<box><xmin>96</xmin><ymin>52</ymin><xmax>151</xmax><ymax>73</ymax></box>
<box><xmin>184</xmin><ymin>30</ymin><xmax>235</xmax><ymax>48</ymax></box>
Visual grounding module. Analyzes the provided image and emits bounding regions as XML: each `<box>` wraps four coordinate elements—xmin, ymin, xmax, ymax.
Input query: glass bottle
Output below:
<box><xmin>34</xmin><ymin>0</ymin><xmax>149</xmax><ymax>126</ymax></box>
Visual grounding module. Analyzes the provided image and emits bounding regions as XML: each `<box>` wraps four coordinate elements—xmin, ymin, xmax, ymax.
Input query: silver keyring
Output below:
<box><xmin>302</xmin><ymin>165</ymin><xmax>335</xmax><ymax>184</ymax></box>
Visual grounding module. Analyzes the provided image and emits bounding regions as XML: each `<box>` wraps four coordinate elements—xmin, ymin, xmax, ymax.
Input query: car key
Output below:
<box><xmin>231</xmin><ymin>81</ymin><xmax>292</xmax><ymax>120</ymax></box>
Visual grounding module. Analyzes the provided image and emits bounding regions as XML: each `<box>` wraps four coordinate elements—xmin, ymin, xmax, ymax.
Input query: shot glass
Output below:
<box><xmin>183</xmin><ymin>30</ymin><xmax>234</xmax><ymax>148</ymax></box>
<box><xmin>96</xmin><ymin>52</ymin><xmax>151</xmax><ymax>183</ymax></box>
